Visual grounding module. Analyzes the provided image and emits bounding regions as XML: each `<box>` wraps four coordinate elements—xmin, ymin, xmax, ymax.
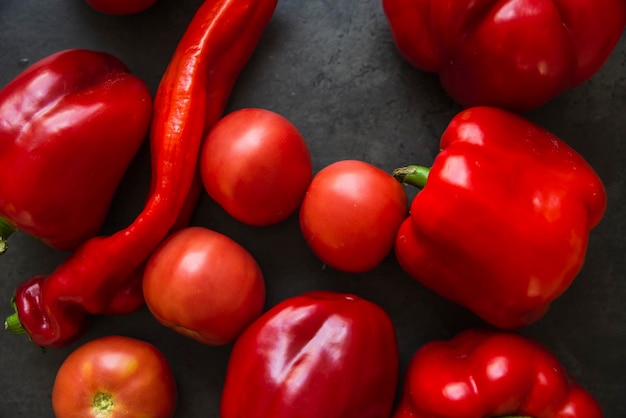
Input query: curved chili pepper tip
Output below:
<box><xmin>392</xmin><ymin>165</ymin><xmax>430</xmax><ymax>189</ymax></box>
<box><xmin>0</xmin><ymin>217</ymin><xmax>17</xmax><ymax>254</ymax></box>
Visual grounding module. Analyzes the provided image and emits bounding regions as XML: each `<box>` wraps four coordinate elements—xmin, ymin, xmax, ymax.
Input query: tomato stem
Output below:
<box><xmin>392</xmin><ymin>165</ymin><xmax>430</xmax><ymax>189</ymax></box>
<box><xmin>93</xmin><ymin>392</ymin><xmax>115</xmax><ymax>417</ymax></box>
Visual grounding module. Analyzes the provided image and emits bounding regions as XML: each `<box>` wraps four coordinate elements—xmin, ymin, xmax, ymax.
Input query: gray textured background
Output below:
<box><xmin>1</xmin><ymin>0</ymin><xmax>624</xmax><ymax>416</ymax></box>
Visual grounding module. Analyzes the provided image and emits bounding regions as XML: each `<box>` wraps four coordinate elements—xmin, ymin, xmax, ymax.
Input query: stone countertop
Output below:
<box><xmin>1</xmin><ymin>1</ymin><xmax>624</xmax><ymax>416</ymax></box>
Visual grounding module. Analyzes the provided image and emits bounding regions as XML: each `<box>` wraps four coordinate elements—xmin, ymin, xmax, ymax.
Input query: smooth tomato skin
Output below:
<box><xmin>84</xmin><ymin>0</ymin><xmax>157</xmax><ymax>15</ymax></box>
<box><xmin>200</xmin><ymin>108</ymin><xmax>312</xmax><ymax>226</ymax></box>
<box><xmin>52</xmin><ymin>335</ymin><xmax>176</xmax><ymax>418</ymax></box>
<box><xmin>299</xmin><ymin>160</ymin><xmax>408</xmax><ymax>273</ymax></box>
<box><xmin>143</xmin><ymin>227</ymin><xmax>265</xmax><ymax>345</ymax></box>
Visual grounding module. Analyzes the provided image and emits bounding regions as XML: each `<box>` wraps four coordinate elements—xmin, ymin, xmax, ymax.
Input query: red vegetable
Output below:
<box><xmin>221</xmin><ymin>291</ymin><xmax>399</xmax><ymax>418</ymax></box>
<box><xmin>200</xmin><ymin>108</ymin><xmax>312</xmax><ymax>226</ymax></box>
<box><xmin>299</xmin><ymin>160</ymin><xmax>408</xmax><ymax>273</ymax></box>
<box><xmin>143</xmin><ymin>227</ymin><xmax>265</xmax><ymax>345</ymax></box>
<box><xmin>394</xmin><ymin>107</ymin><xmax>606</xmax><ymax>329</ymax></box>
<box><xmin>52</xmin><ymin>335</ymin><xmax>177</xmax><ymax>418</ymax></box>
<box><xmin>0</xmin><ymin>49</ymin><xmax>152</xmax><ymax>253</ymax></box>
<box><xmin>85</xmin><ymin>0</ymin><xmax>157</xmax><ymax>15</ymax></box>
<box><xmin>6</xmin><ymin>0</ymin><xmax>278</xmax><ymax>348</ymax></box>
<box><xmin>382</xmin><ymin>0</ymin><xmax>626</xmax><ymax>112</ymax></box>
<box><xmin>393</xmin><ymin>328</ymin><xmax>602</xmax><ymax>417</ymax></box>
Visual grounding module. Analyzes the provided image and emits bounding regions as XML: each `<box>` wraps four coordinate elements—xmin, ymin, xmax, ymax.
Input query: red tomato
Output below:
<box><xmin>142</xmin><ymin>227</ymin><xmax>265</xmax><ymax>345</ymax></box>
<box><xmin>299</xmin><ymin>160</ymin><xmax>408</xmax><ymax>273</ymax></box>
<box><xmin>84</xmin><ymin>0</ymin><xmax>157</xmax><ymax>15</ymax></box>
<box><xmin>200</xmin><ymin>108</ymin><xmax>312</xmax><ymax>226</ymax></box>
<box><xmin>52</xmin><ymin>335</ymin><xmax>176</xmax><ymax>418</ymax></box>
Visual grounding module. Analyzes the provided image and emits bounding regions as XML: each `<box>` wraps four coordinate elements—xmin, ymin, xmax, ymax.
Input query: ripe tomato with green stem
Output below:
<box><xmin>142</xmin><ymin>226</ymin><xmax>265</xmax><ymax>345</ymax></box>
<box><xmin>52</xmin><ymin>335</ymin><xmax>177</xmax><ymax>418</ymax></box>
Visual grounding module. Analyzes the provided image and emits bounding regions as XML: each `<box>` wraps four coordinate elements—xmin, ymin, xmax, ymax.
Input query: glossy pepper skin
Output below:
<box><xmin>394</xmin><ymin>107</ymin><xmax>606</xmax><ymax>329</ymax></box>
<box><xmin>221</xmin><ymin>291</ymin><xmax>399</xmax><ymax>418</ymax></box>
<box><xmin>5</xmin><ymin>0</ymin><xmax>278</xmax><ymax>348</ymax></box>
<box><xmin>0</xmin><ymin>49</ymin><xmax>152</xmax><ymax>252</ymax></box>
<box><xmin>393</xmin><ymin>328</ymin><xmax>603</xmax><ymax>418</ymax></box>
<box><xmin>382</xmin><ymin>0</ymin><xmax>626</xmax><ymax>112</ymax></box>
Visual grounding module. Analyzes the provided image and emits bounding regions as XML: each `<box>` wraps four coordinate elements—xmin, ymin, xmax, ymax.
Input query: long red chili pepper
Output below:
<box><xmin>5</xmin><ymin>0</ymin><xmax>278</xmax><ymax>348</ymax></box>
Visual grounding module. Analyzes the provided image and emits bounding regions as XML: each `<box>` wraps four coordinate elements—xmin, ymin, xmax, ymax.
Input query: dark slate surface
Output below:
<box><xmin>1</xmin><ymin>0</ymin><xmax>624</xmax><ymax>416</ymax></box>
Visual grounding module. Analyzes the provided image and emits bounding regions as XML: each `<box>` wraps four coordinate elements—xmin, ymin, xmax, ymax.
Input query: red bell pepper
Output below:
<box><xmin>5</xmin><ymin>0</ymin><xmax>277</xmax><ymax>348</ymax></box>
<box><xmin>0</xmin><ymin>49</ymin><xmax>152</xmax><ymax>253</ymax></box>
<box><xmin>84</xmin><ymin>0</ymin><xmax>157</xmax><ymax>15</ymax></box>
<box><xmin>382</xmin><ymin>0</ymin><xmax>626</xmax><ymax>112</ymax></box>
<box><xmin>394</xmin><ymin>106</ymin><xmax>606</xmax><ymax>329</ymax></box>
<box><xmin>393</xmin><ymin>328</ymin><xmax>602</xmax><ymax>417</ymax></box>
<box><xmin>221</xmin><ymin>291</ymin><xmax>399</xmax><ymax>418</ymax></box>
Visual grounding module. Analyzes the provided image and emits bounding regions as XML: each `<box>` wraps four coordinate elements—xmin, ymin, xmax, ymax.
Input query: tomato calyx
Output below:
<box><xmin>93</xmin><ymin>391</ymin><xmax>115</xmax><ymax>417</ymax></box>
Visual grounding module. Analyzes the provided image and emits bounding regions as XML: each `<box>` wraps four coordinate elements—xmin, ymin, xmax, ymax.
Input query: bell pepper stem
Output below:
<box><xmin>393</xmin><ymin>165</ymin><xmax>430</xmax><ymax>189</ymax></box>
<box><xmin>0</xmin><ymin>217</ymin><xmax>17</xmax><ymax>255</ymax></box>
<box><xmin>5</xmin><ymin>299</ymin><xmax>25</xmax><ymax>335</ymax></box>
<box><xmin>5</xmin><ymin>313</ymin><xmax>24</xmax><ymax>334</ymax></box>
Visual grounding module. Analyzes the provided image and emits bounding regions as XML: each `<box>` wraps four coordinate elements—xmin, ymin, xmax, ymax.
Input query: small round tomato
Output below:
<box><xmin>52</xmin><ymin>335</ymin><xmax>176</xmax><ymax>418</ymax></box>
<box><xmin>143</xmin><ymin>227</ymin><xmax>265</xmax><ymax>345</ymax></box>
<box><xmin>200</xmin><ymin>108</ymin><xmax>312</xmax><ymax>226</ymax></box>
<box><xmin>299</xmin><ymin>159</ymin><xmax>408</xmax><ymax>273</ymax></box>
<box><xmin>84</xmin><ymin>0</ymin><xmax>157</xmax><ymax>15</ymax></box>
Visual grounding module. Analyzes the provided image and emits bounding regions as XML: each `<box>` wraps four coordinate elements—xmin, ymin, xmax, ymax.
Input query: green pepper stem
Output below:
<box><xmin>0</xmin><ymin>217</ymin><xmax>17</xmax><ymax>255</ymax></box>
<box><xmin>5</xmin><ymin>297</ymin><xmax>26</xmax><ymax>335</ymax></box>
<box><xmin>392</xmin><ymin>165</ymin><xmax>430</xmax><ymax>189</ymax></box>
<box><xmin>5</xmin><ymin>306</ymin><xmax>25</xmax><ymax>336</ymax></box>
<box><xmin>6</xmin><ymin>300</ymin><xmax>41</xmax><ymax>350</ymax></box>
<box><xmin>5</xmin><ymin>312</ymin><xmax>24</xmax><ymax>334</ymax></box>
